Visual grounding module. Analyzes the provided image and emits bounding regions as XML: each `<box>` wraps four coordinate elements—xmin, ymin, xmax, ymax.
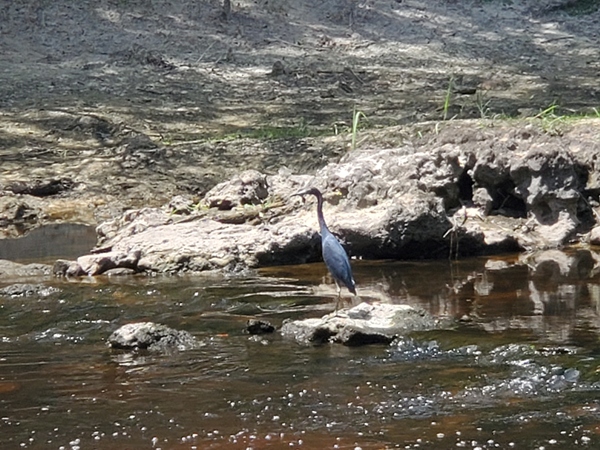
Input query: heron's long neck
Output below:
<box><xmin>314</xmin><ymin>193</ymin><xmax>328</xmax><ymax>233</ymax></box>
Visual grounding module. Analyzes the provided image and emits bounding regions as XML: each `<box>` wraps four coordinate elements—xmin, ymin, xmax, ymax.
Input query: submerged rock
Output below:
<box><xmin>246</xmin><ymin>319</ymin><xmax>276</xmax><ymax>335</ymax></box>
<box><xmin>0</xmin><ymin>260</ymin><xmax>53</xmax><ymax>277</ymax></box>
<box><xmin>280</xmin><ymin>302</ymin><xmax>442</xmax><ymax>346</ymax></box>
<box><xmin>0</xmin><ymin>283</ymin><xmax>60</xmax><ymax>297</ymax></box>
<box><xmin>107</xmin><ymin>322</ymin><xmax>198</xmax><ymax>352</ymax></box>
<box><xmin>474</xmin><ymin>344</ymin><xmax>582</xmax><ymax>397</ymax></box>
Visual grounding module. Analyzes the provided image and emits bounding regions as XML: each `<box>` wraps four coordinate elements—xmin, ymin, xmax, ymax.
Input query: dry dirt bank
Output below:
<box><xmin>0</xmin><ymin>0</ymin><xmax>599</xmax><ymax>234</ymax></box>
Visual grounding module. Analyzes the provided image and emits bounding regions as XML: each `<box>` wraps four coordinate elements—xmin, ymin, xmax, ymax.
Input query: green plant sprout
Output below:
<box><xmin>443</xmin><ymin>76</ymin><xmax>455</xmax><ymax>120</ymax></box>
<box><xmin>351</xmin><ymin>106</ymin><xmax>368</xmax><ymax>151</ymax></box>
<box><xmin>533</xmin><ymin>102</ymin><xmax>559</xmax><ymax>119</ymax></box>
<box><xmin>531</xmin><ymin>102</ymin><xmax>564</xmax><ymax>134</ymax></box>
<box><xmin>475</xmin><ymin>90</ymin><xmax>492</xmax><ymax>119</ymax></box>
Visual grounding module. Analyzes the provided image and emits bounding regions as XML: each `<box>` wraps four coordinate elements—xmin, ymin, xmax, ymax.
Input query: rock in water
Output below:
<box><xmin>280</xmin><ymin>302</ymin><xmax>442</xmax><ymax>346</ymax></box>
<box><xmin>107</xmin><ymin>322</ymin><xmax>198</xmax><ymax>352</ymax></box>
<box><xmin>246</xmin><ymin>319</ymin><xmax>276</xmax><ymax>335</ymax></box>
<box><xmin>0</xmin><ymin>283</ymin><xmax>60</xmax><ymax>297</ymax></box>
<box><xmin>0</xmin><ymin>260</ymin><xmax>53</xmax><ymax>277</ymax></box>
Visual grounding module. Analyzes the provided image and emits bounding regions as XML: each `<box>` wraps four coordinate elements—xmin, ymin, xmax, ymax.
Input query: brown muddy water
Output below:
<box><xmin>2</xmin><ymin>243</ymin><xmax>600</xmax><ymax>449</ymax></box>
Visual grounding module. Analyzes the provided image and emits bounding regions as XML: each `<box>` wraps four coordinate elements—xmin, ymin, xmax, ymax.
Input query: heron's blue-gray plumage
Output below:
<box><xmin>294</xmin><ymin>187</ymin><xmax>356</xmax><ymax>296</ymax></box>
<box><xmin>321</xmin><ymin>228</ymin><xmax>356</xmax><ymax>294</ymax></box>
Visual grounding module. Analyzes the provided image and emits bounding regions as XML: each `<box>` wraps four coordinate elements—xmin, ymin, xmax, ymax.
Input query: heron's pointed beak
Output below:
<box><xmin>290</xmin><ymin>192</ymin><xmax>306</xmax><ymax>204</ymax></box>
<box><xmin>291</xmin><ymin>188</ymin><xmax>308</xmax><ymax>199</ymax></box>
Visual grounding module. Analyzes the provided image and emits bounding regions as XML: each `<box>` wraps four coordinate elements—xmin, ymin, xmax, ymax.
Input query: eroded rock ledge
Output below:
<box><xmin>60</xmin><ymin>123</ymin><xmax>600</xmax><ymax>276</ymax></box>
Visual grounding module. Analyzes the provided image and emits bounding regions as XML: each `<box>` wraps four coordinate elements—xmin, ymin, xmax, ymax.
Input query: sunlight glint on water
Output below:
<box><xmin>1</xmin><ymin>254</ymin><xmax>600</xmax><ymax>449</ymax></box>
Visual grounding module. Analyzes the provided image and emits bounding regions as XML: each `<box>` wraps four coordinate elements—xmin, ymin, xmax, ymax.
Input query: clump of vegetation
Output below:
<box><xmin>443</xmin><ymin>76</ymin><xmax>455</xmax><ymax>121</ymax></box>
<box><xmin>475</xmin><ymin>90</ymin><xmax>493</xmax><ymax>119</ymax></box>
<box><xmin>528</xmin><ymin>102</ymin><xmax>600</xmax><ymax>135</ymax></box>
<box><xmin>351</xmin><ymin>107</ymin><xmax>368</xmax><ymax>151</ymax></box>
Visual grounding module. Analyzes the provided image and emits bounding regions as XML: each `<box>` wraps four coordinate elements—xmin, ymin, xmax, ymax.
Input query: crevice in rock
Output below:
<box><xmin>457</xmin><ymin>171</ymin><xmax>474</xmax><ymax>204</ymax></box>
<box><xmin>577</xmin><ymin>188</ymin><xmax>600</xmax><ymax>231</ymax></box>
<box><xmin>490</xmin><ymin>180</ymin><xmax>527</xmax><ymax>218</ymax></box>
<box><xmin>533</xmin><ymin>200</ymin><xmax>555</xmax><ymax>225</ymax></box>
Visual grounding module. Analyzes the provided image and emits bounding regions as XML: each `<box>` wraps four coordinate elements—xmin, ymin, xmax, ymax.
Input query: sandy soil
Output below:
<box><xmin>0</xmin><ymin>0</ymin><xmax>599</xmax><ymax>230</ymax></box>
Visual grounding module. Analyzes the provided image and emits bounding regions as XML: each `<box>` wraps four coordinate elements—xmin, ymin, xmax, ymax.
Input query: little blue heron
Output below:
<box><xmin>293</xmin><ymin>187</ymin><xmax>356</xmax><ymax>309</ymax></box>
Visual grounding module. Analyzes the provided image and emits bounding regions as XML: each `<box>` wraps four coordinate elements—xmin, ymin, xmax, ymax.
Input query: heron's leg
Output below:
<box><xmin>334</xmin><ymin>282</ymin><xmax>341</xmax><ymax>312</ymax></box>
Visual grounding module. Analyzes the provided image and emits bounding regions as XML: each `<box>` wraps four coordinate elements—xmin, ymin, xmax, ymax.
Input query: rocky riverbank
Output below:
<box><xmin>51</xmin><ymin>121</ymin><xmax>600</xmax><ymax>276</ymax></box>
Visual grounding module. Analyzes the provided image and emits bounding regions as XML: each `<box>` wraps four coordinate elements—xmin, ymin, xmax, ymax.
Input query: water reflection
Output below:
<box><xmin>0</xmin><ymin>223</ymin><xmax>97</xmax><ymax>263</ymax></box>
<box><xmin>1</xmin><ymin>250</ymin><xmax>600</xmax><ymax>448</ymax></box>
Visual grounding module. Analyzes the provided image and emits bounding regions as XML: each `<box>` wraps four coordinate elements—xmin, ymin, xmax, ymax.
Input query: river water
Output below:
<box><xmin>1</xmin><ymin>247</ymin><xmax>600</xmax><ymax>449</ymax></box>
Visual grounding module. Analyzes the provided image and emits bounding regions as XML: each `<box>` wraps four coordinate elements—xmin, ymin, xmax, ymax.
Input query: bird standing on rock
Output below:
<box><xmin>292</xmin><ymin>187</ymin><xmax>356</xmax><ymax>310</ymax></box>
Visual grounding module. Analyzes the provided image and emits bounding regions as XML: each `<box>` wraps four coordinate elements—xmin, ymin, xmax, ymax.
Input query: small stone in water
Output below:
<box><xmin>564</xmin><ymin>368</ymin><xmax>580</xmax><ymax>382</ymax></box>
<box><xmin>246</xmin><ymin>319</ymin><xmax>275</xmax><ymax>335</ymax></box>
